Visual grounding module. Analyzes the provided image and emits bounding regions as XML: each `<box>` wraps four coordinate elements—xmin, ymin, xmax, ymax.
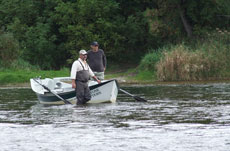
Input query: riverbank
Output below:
<box><xmin>0</xmin><ymin>70</ymin><xmax>142</xmax><ymax>88</ymax></box>
<box><xmin>2</xmin><ymin>72</ymin><xmax>230</xmax><ymax>88</ymax></box>
<box><xmin>1</xmin><ymin>63</ymin><xmax>230</xmax><ymax>88</ymax></box>
<box><xmin>0</xmin><ymin>63</ymin><xmax>141</xmax><ymax>87</ymax></box>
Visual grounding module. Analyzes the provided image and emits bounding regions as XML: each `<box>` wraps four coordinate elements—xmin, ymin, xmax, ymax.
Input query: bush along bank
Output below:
<box><xmin>1</xmin><ymin>30</ymin><xmax>230</xmax><ymax>85</ymax></box>
<box><xmin>138</xmin><ymin>30</ymin><xmax>230</xmax><ymax>82</ymax></box>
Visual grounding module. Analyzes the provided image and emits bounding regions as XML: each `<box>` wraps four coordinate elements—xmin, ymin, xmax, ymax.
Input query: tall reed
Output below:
<box><xmin>156</xmin><ymin>29</ymin><xmax>230</xmax><ymax>81</ymax></box>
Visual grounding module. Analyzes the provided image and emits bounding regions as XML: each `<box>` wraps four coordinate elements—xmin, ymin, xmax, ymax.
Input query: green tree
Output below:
<box><xmin>0</xmin><ymin>0</ymin><xmax>229</xmax><ymax>70</ymax></box>
<box><xmin>0</xmin><ymin>0</ymin><xmax>69</xmax><ymax>69</ymax></box>
<box><xmin>22</xmin><ymin>23</ymin><xmax>57</xmax><ymax>69</ymax></box>
<box><xmin>0</xmin><ymin>31</ymin><xmax>19</xmax><ymax>67</ymax></box>
<box><xmin>146</xmin><ymin>0</ymin><xmax>230</xmax><ymax>40</ymax></box>
<box><xmin>52</xmin><ymin>0</ymin><xmax>124</xmax><ymax>61</ymax></box>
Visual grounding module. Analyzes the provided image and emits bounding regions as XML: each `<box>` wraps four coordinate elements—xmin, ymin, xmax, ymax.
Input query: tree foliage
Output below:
<box><xmin>0</xmin><ymin>0</ymin><xmax>229</xmax><ymax>69</ymax></box>
<box><xmin>146</xmin><ymin>0</ymin><xmax>230</xmax><ymax>38</ymax></box>
<box><xmin>0</xmin><ymin>31</ymin><xmax>19</xmax><ymax>67</ymax></box>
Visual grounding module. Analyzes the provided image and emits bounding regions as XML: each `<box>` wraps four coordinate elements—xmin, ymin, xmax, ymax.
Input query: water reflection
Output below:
<box><xmin>0</xmin><ymin>84</ymin><xmax>230</xmax><ymax>150</ymax></box>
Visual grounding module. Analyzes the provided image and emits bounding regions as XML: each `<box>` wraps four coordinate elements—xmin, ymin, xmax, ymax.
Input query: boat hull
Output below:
<box><xmin>36</xmin><ymin>90</ymin><xmax>76</xmax><ymax>105</ymax></box>
<box><xmin>32</xmin><ymin>79</ymin><xmax>118</xmax><ymax>105</ymax></box>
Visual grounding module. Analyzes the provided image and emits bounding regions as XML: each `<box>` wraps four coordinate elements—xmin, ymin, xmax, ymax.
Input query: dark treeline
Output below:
<box><xmin>0</xmin><ymin>0</ymin><xmax>229</xmax><ymax>70</ymax></box>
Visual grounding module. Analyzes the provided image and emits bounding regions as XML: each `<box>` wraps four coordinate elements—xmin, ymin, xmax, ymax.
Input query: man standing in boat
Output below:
<box><xmin>70</xmin><ymin>50</ymin><xmax>101</xmax><ymax>105</ymax></box>
<box><xmin>87</xmin><ymin>41</ymin><xmax>107</xmax><ymax>80</ymax></box>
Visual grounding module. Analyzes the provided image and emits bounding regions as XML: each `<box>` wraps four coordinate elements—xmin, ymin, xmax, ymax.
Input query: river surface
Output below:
<box><xmin>0</xmin><ymin>83</ymin><xmax>230</xmax><ymax>151</ymax></box>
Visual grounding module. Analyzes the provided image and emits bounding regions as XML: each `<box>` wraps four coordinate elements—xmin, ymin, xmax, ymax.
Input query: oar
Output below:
<box><xmin>119</xmin><ymin>88</ymin><xmax>147</xmax><ymax>102</ymax></box>
<box><xmin>33</xmin><ymin>78</ymin><xmax>72</xmax><ymax>105</ymax></box>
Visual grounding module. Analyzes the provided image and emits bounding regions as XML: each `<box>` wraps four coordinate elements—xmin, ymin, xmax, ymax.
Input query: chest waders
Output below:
<box><xmin>75</xmin><ymin>61</ymin><xmax>91</xmax><ymax>105</ymax></box>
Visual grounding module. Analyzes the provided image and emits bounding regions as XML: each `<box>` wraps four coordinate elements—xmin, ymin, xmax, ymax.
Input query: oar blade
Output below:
<box><xmin>119</xmin><ymin>88</ymin><xmax>147</xmax><ymax>102</ymax></box>
<box><xmin>134</xmin><ymin>96</ymin><xmax>147</xmax><ymax>102</ymax></box>
<box><xmin>63</xmin><ymin>99</ymin><xmax>72</xmax><ymax>104</ymax></box>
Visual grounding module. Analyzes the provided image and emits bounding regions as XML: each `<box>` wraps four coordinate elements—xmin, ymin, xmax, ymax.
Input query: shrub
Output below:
<box><xmin>156</xmin><ymin>34</ymin><xmax>230</xmax><ymax>81</ymax></box>
<box><xmin>0</xmin><ymin>32</ymin><xmax>19</xmax><ymax>67</ymax></box>
<box><xmin>10</xmin><ymin>59</ymin><xmax>40</xmax><ymax>71</ymax></box>
<box><xmin>139</xmin><ymin>49</ymin><xmax>162</xmax><ymax>71</ymax></box>
<box><xmin>156</xmin><ymin>45</ymin><xmax>210</xmax><ymax>81</ymax></box>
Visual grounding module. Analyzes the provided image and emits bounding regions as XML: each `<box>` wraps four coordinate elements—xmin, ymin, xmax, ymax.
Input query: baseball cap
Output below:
<box><xmin>79</xmin><ymin>49</ymin><xmax>87</xmax><ymax>55</ymax></box>
<box><xmin>91</xmin><ymin>41</ymin><xmax>99</xmax><ymax>46</ymax></box>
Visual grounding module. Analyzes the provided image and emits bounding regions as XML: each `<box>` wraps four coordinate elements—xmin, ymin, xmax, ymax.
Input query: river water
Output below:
<box><xmin>0</xmin><ymin>83</ymin><xmax>230</xmax><ymax>151</ymax></box>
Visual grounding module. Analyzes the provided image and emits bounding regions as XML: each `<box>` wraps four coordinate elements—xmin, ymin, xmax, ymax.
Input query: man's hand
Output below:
<box><xmin>72</xmin><ymin>80</ymin><xmax>76</xmax><ymax>88</ymax></box>
<box><xmin>97</xmin><ymin>79</ymin><xmax>101</xmax><ymax>84</ymax></box>
<box><xmin>93</xmin><ymin>76</ymin><xmax>101</xmax><ymax>83</ymax></box>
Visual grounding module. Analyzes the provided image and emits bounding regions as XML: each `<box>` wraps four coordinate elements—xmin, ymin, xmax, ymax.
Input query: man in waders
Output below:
<box><xmin>70</xmin><ymin>50</ymin><xmax>101</xmax><ymax>105</ymax></box>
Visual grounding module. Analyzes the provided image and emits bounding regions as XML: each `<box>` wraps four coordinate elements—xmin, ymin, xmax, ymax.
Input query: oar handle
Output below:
<box><xmin>119</xmin><ymin>88</ymin><xmax>134</xmax><ymax>97</ymax></box>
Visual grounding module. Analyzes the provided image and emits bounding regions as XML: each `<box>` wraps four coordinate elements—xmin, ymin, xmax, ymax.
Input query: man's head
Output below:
<box><xmin>90</xmin><ymin>41</ymin><xmax>99</xmax><ymax>51</ymax></box>
<box><xmin>79</xmin><ymin>49</ymin><xmax>87</xmax><ymax>60</ymax></box>
<box><xmin>91</xmin><ymin>41</ymin><xmax>99</xmax><ymax>46</ymax></box>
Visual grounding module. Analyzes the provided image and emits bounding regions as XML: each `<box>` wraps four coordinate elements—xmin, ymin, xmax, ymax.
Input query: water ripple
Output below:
<box><xmin>0</xmin><ymin>84</ymin><xmax>230</xmax><ymax>151</ymax></box>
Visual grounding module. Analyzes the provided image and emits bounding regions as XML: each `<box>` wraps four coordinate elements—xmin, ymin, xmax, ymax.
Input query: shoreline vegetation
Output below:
<box><xmin>2</xmin><ymin>73</ymin><xmax>230</xmax><ymax>88</ymax></box>
<box><xmin>1</xmin><ymin>30</ymin><xmax>230</xmax><ymax>87</ymax></box>
<box><xmin>1</xmin><ymin>64</ymin><xmax>230</xmax><ymax>88</ymax></box>
<box><xmin>1</xmin><ymin>1</ymin><xmax>230</xmax><ymax>88</ymax></box>
<box><xmin>1</xmin><ymin>73</ymin><xmax>230</xmax><ymax>88</ymax></box>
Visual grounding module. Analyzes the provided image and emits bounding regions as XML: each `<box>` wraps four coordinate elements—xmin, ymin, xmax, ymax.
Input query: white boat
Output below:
<box><xmin>30</xmin><ymin>77</ymin><xmax>119</xmax><ymax>105</ymax></box>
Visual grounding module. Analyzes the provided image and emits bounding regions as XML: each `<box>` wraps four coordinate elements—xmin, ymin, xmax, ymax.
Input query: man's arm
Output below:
<box><xmin>92</xmin><ymin>76</ymin><xmax>101</xmax><ymax>83</ymax></box>
<box><xmin>70</xmin><ymin>61</ymin><xmax>78</xmax><ymax>88</ymax></box>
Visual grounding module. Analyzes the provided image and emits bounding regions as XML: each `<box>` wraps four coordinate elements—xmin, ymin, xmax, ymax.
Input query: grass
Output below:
<box><xmin>0</xmin><ymin>62</ymin><xmax>149</xmax><ymax>86</ymax></box>
<box><xmin>105</xmin><ymin>63</ymin><xmax>140</xmax><ymax>80</ymax></box>
<box><xmin>134</xmin><ymin>70</ymin><xmax>156</xmax><ymax>81</ymax></box>
<box><xmin>0</xmin><ymin>68</ymin><xmax>70</xmax><ymax>86</ymax></box>
<box><xmin>0</xmin><ymin>64</ymin><xmax>146</xmax><ymax>86</ymax></box>
<box><xmin>105</xmin><ymin>64</ymin><xmax>157</xmax><ymax>84</ymax></box>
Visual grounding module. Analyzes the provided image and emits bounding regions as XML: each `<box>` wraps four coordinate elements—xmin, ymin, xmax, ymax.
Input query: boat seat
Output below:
<box><xmin>55</xmin><ymin>82</ymin><xmax>62</xmax><ymax>89</ymax></box>
<box><xmin>45</xmin><ymin>78</ymin><xmax>55</xmax><ymax>90</ymax></box>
